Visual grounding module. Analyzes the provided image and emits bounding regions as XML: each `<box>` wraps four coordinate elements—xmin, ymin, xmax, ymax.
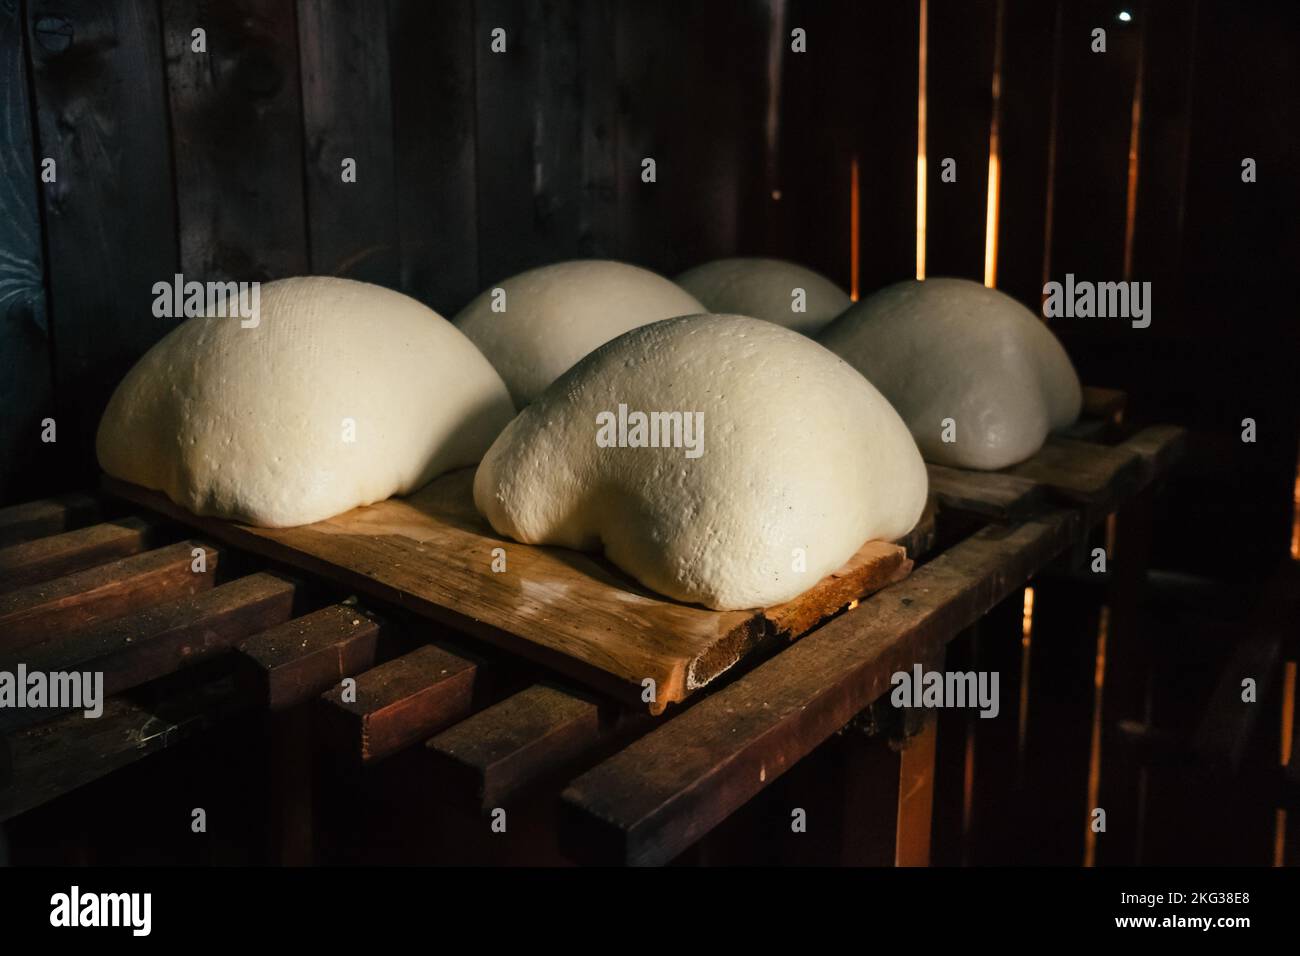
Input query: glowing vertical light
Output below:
<box><xmin>983</xmin><ymin>0</ymin><xmax>1005</xmax><ymax>288</ymax></box>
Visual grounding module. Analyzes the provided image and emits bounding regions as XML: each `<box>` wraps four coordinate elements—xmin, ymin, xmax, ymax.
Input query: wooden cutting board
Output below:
<box><xmin>105</xmin><ymin>471</ymin><xmax>917</xmax><ymax>714</ymax></box>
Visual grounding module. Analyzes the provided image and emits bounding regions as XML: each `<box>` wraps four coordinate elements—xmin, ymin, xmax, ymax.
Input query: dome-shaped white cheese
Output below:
<box><xmin>474</xmin><ymin>313</ymin><xmax>928</xmax><ymax>610</ymax></box>
<box><xmin>676</xmin><ymin>257</ymin><xmax>852</xmax><ymax>335</ymax></box>
<box><xmin>819</xmin><ymin>278</ymin><xmax>1082</xmax><ymax>470</ymax></box>
<box><xmin>454</xmin><ymin>259</ymin><xmax>704</xmax><ymax>407</ymax></box>
<box><xmin>97</xmin><ymin>276</ymin><xmax>515</xmax><ymax>527</ymax></box>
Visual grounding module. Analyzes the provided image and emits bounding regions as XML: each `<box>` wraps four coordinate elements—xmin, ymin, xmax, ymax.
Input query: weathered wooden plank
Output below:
<box><xmin>108</xmin><ymin>472</ymin><xmax>914</xmax><ymax>713</ymax></box>
<box><xmin>1122</xmin><ymin>424</ymin><xmax>1187</xmax><ymax>486</ymax></box>
<box><xmin>1043</xmin><ymin>0</ymin><xmax>1142</xmax><ymax>340</ymax></box>
<box><xmin>926</xmin><ymin>464</ymin><xmax>1046</xmax><ymax>522</ymax></box>
<box><xmin>318</xmin><ymin>643</ymin><xmax>478</xmax><ymax>763</ymax></box>
<box><xmin>0</xmin><ymin>3</ymin><xmax>54</xmax><ymax>505</ymax></box>
<box><xmin>474</xmin><ymin>0</ymin><xmax>618</xmax><ymax>283</ymax></box>
<box><xmin>388</xmin><ymin>0</ymin><xmax>479</xmax><ymax>313</ymax></box>
<box><xmin>924</xmin><ymin>0</ymin><xmax>997</xmax><ymax>281</ymax></box>
<box><xmin>994</xmin><ymin>0</ymin><xmax>1061</xmax><ymax>308</ymax></box>
<box><xmin>298</xmin><ymin>0</ymin><xmax>399</xmax><ymax>285</ymax></box>
<box><xmin>26</xmin><ymin>0</ymin><xmax>179</xmax><ymax>486</ymax></box>
<box><xmin>0</xmin><ymin>517</ymin><xmax>158</xmax><ymax>594</ymax></box>
<box><xmin>238</xmin><ymin>603</ymin><xmax>381</xmax><ymax>710</ymax></box>
<box><xmin>615</xmin><ymin>0</ymin><xmax>769</xmax><ymax>275</ymax></box>
<box><xmin>0</xmin><ymin>493</ymin><xmax>101</xmax><ymax>549</ymax></box>
<box><xmin>161</xmin><ymin>0</ymin><xmax>308</xmax><ymax>280</ymax></box>
<box><xmin>1004</xmin><ymin>436</ymin><xmax>1143</xmax><ymax>521</ymax></box>
<box><xmin>0</xmin><ymin>673</ymin><xmax>253</xmax><ymax>822</ymax></box>
<box><xmin>1</xmin><ymin>573</ymin><xmax>296</xmax><ymax>727</ymax></box>
<box><xmin>0</xmin><ymin>540</ymin><xmax>220</xmax><ymax>650</ymax></box>
<box><xmin>561</xmin><ymin>509</ymin><xmax>1080</xmax><ymax>865</ymax></box>
<box><xmin>426</xmin><ymin>684</ymin><xmax>604</xmax><ymax>810</ymax></box>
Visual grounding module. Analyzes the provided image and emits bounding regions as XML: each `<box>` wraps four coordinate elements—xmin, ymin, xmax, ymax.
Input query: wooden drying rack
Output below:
<box><xmin>0</xmin><ymin>387</ymin><xmax>1191</xmax><ymax>865</ymax></box>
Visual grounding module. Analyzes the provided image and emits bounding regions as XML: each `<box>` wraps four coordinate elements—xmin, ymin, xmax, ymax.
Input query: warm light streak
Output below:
<box><xmin>1122</xmin><ymin>24</ymin><xmax>1145</xmax><ymax>280</ymax></box>
<box><xmin>1290</xmin><ymin>461</ymin><xmax>1300</xmax><ymax>559</ymax></box>
<box><xmin>1274</xmin><ymin>661</ymin><xmax>1296</xmax><ymax>865</ymax></box>
<box><xmin>1083</xmin><ymin>606</ymin><xmax>1110</xmax><ymax>867</ymax></box>
<box><xmin>983</xmin><ymin>0</ymin><xmax>1005</xmax><ymax>288</ymax></box>
<box><xmin>1017</xmin><ymin>587</ymin><xmax>1035</xmax><ymax>768</ymax></box>
<box><xmin>850</xmin><ymin>155</ymin><xmax>861</xmax><ymax>301</ymax></box>
<box><xmin>915</xmin><ymin>0</ymin><xmax>928</xmax><ymax>280</ymax></box>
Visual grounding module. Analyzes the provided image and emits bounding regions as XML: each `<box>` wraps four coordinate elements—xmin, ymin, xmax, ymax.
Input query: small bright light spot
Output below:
<box><xmin>770</xmin><ymin>189</ymin><xmax>782</xmax><ymax>201</ymax></box>
<box><xmin>1118</xmin><ymin>10</ymin><xmax>1132</xmax><ymax>21</ymax></box>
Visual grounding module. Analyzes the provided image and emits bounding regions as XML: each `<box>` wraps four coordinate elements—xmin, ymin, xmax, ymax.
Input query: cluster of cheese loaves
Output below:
<box><xmin>98</xmin><ymin>260</ymin><xmax>1081</xmax><ymax>611</ymax></box>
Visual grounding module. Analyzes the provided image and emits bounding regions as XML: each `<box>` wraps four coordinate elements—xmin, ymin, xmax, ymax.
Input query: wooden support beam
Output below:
<box><xmin>560</xmin><ymin>509</ymin><xmax>1079</xmax><ymax>866</ymax></box>
<box><xmin>0</xmin><ymin>494</ymin><xmax>101</xmax><ymax>549</ymax></box>
<box><xmin>0</xmin><ymin>673</ymin><xmax>253</xmax><ymax>822</ymax></box>
<box><xmin>0</xmin><ymin>517</ymin><xmax>160</xmax><ymax>594</ymax></box>
<box><xmin>0</xmin><ymin>540</ymin><xmax>221</xmax><ymax>650</ymax></box>
<box><xmin>427</xmin><ymin>684</ymin><xmax>609</xmax><ymax>811</ymax></box>
<box><xmin>0</xmin><ymin>573</ymin><xmax>296</xmax><ymax>732</ymax></box>
<box><xmin>318</xmin><ymin>644</ymin><xmax>478</xmax><ymax>764</ymax></box>
<box><xmin>238</xmin><ymin>604</ymin><xmax>382</xmax><ymax>711</ymax></box>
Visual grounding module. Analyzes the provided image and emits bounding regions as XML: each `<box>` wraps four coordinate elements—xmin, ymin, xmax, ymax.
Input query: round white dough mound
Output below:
<box><xmin>818</xmin><ymin>277</ymin><xmax>1082</xmax><ymax>470</ymax></box>
<box><xmin>453</xmin><ymin>259</ymin><xmax>704</xmax><ymax>407</ymax></box>
<box><xmin>676</xmin><ymin>258</ymin><xmax>852</xmax><ymax>335</ymax></box>
<box><xmin>97</xmin><ymin>276</ymin><xmax>516</xmax><ymax>528</ymax></box>
<box><xmin>474</xmin><ymin>313</ymin><xmax>928</xmax><ymax>610</ymax></box>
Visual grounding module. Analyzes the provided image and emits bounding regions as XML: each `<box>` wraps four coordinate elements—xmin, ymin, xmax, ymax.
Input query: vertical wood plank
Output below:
<box><xmin>25</xmin><ymin>0</ymin><xmax>179</xmax><ymax>487</ymax></box>
<box><xmin>1044</xmin><ymin>0</ymin><xmax>1143</xmax><ymax>339</ymax></box>
<box><xmin>924</xmin><ymin>0</ymin><xmax>996</xmax><ymax>281</ymax></box>
<box><xmin>474</xmin><ymin>0</ymin><xmax>618</xmax><ymax>286</ymax></box>
<box><xmin>388</xmin><ymin>0</ymin><xmax>479</xmax><ymax>314</ymax></box>
<box><xmin>774</xmin><ymin>0</ymin><xmax>871</xmax><ymax>292</ymax></box>
<box><xmin>994</xmin><ymin>0</ymin><xmax>1060</xmax><ymax>309</ymax></box>
<box><xmin>0</xmin><ymin>0</ymin><xmax>54</xmax><ymax>505</ymax></box>
<box><xmin>615</xmin><ymin>0</ymin><xmax>770</xmax><ymax>277</ymax></box>
<box><xmin>298</xmin><ymin>0</ymin><xmax>399</xmax><ymax>287</ymax></box>
<box><xmin>161</xmin><ymin>0</ymin><xmax>308</xmax><ymax>280</ymax></box>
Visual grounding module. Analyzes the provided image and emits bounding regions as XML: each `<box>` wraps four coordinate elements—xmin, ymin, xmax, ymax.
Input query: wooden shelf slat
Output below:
<box><xmin>1004</xmin><ymin>436</ymin><xmax>1144</xmax><ymax>523</ymax></box>
<box><xmin>0</xmin><ymin>573</ymin><xmax>297</xmax><ymax>731</ymax></box>
<box><xmin>560</xmin><ymin>509</ymin><xmax>1080</xmax><ymax>866</ymax></box>
<box><xmin>0</xmin><ymin>493</ymin><xmax>102</xmax><ymax>549</ymax></box>
<box><xmin>426</xmin><ymin>684</ymin><xmax>605</xmax><ymax>810</ymax></box>
<box><xmin>0</xmin><ymin>674</ymin><xmax>253</xmax><ymax>822</ymax></box>
<box><xmin>926</xmin><ymin>465</ymin><xmax>1047</xmax><ymax>522</ymax></box>
<box><xmin>238</xmin><ymin>604</ymin><xmax>382</xmax><ymax>711</ymax></box>
<box><xmin>0</xmin><ymin>516</ymin><xmax>160</xmax><ymax>594</ymax></box>
<box><xmin>0</xmin><ymin>540</ymin><xmax>221</xmax><ymax>651</ymax></box>
<box><xmin>318</xmin><ymin>643</ymin><xmax>478</xmax><ymax>763</ymax></box>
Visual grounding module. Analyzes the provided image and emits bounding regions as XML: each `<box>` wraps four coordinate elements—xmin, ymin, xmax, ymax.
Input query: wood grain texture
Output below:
<box><xmin>1004</xmin><ymin>435</ymin><xmax>1143</xmax><ymax>522</ymax></box>
<box><xmin>388</xmin><ymin>0</ymin><xmax>479</xmax><ymax>313</ymax></box>
<box><xmin>107</xmin><ymin>470</ymin><xmax>914</xmax><ymax>713</ymax></box>
<box><xmin>0</xmin><ymin>672</ymin><xmax>253</xmax><ymax>822</ymax></box>
<box><xmin>161</xmin><ymin>0</ymin><xmax>308</xmax><ymax>280</ymax></box>
<box><xmin>926</xmin><ymin>464</ymin><xmax>1046</xmax><ymax>522</ymax></box>
<box><xmin>473</xmin><ymin>0</ymin><xmax>618</xmax><ymax>284</ymax></box>
<box><xmin>0</xmin><ymin>539</ymin><xmax>219</xmax><ymax>651</ymax></box>
<box><xmin>426</xmin><ymin>683</ymin><xmax>604</xmax><ymax>810</ymax></box>
<box><xmin>0</xmin><ymin>0</ymin><xmax>54</xmax><ymax>505</ymax></box>
<box><xmin>560</xmin><ymin>509</ymin><xmax>1080</xmax><ymax>865</ymax></box>
<box><xmin>0</xmin><ymin>516</ymin><xmax>158</xmax><ymax>593</ymax></box>
<box><xmin>925</xmin><ymin>0</ymin><xmax>997</xmax><ymax>281</ymax></box>
<box><xmin>298</xmin><ymin>0</ymin><xmax>399</xmax><ymax>285</ymax></box>
<box><xmin>237</xmin><ymin>603</ymin><xmax>381</xmax><ymax>710</ymax></box>
<box><xmin>0</xmin><ymin>493</ymin><xmax>100</xmax><ymax>548</ymax></box>
<box><xmin>26</xmin><ymin>0</ymin><xmax>179</xmax><ymax>484</ymax></box>
<box><xmin>1</xmin><ymin>573</ymin><xmax>296</xmax><ymax>725</ymax></box>
<box><xmin>318</xmin><ymin>643</ymin><xmax>477</xmax><ymax>763</ymax></box>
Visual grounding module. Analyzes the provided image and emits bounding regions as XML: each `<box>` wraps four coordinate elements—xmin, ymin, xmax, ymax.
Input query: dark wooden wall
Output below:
<box><xmin>2</xmin><ymin>0</ymin><xmax>1297</xmax><ymax>579</ymax></box>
